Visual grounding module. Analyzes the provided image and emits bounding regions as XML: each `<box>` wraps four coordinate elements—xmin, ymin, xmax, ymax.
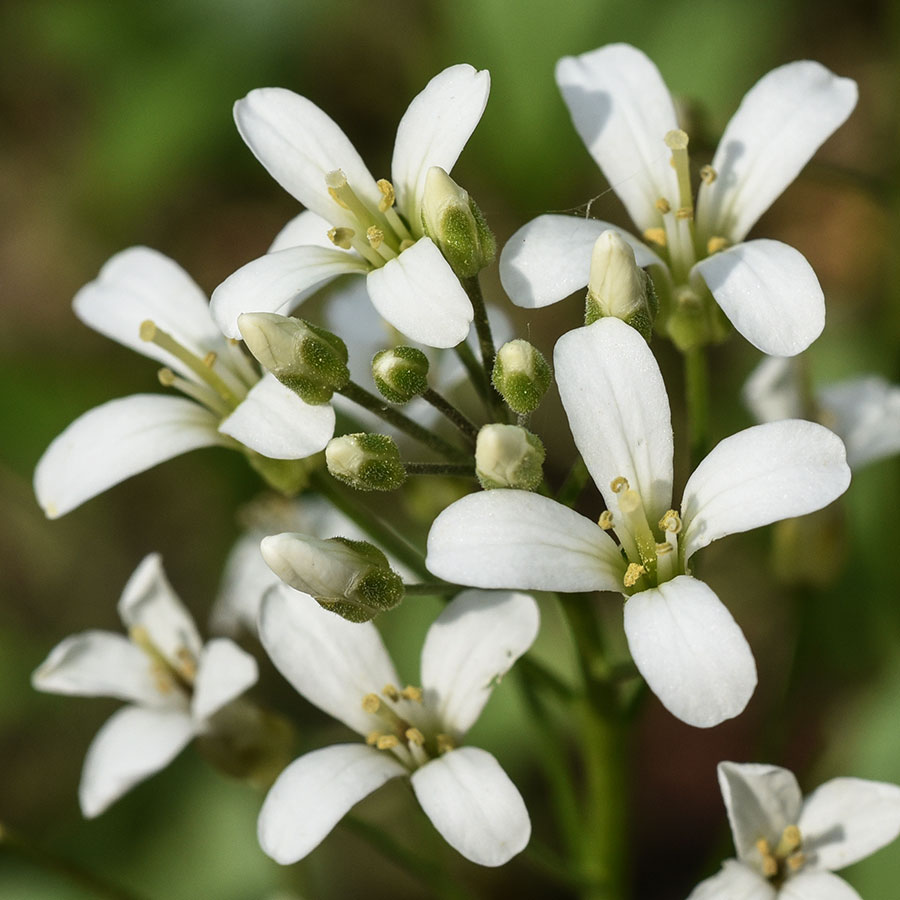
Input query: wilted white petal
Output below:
<box><xmin>258</xmin><ymin>585</ymin><xmax>399</xmax><ymax>736</ymax></box>
<box><xmin>31</xmin><ymin>631</ymin><xmax>161</xmax><ymax>706</ymax></box>
<box><xmin>420</xmin><ymin>591</ymin><xmax>539</xmax><ymax>738</ymax></box>
<box><xmin>426</xmin><ymin>490</ymin><xmax>626</xmax><ymax>593</ymax></box>
<box><xmin>268</xmin><ymin>210</ymin><xmax>347</xmax><ymax>253</ymax></box>
<box><xmin>743</xmin><ymin>357</ymin><xmax>805</xmax><ymax>424</ymax></box>
<box><xmin>210</xmin><ymin>245</ymin><xmax>368</xmax><ymax>339</ymax></box>
<box><xmin>681</xmin><ymin>420</ymin><xmax>850</xmax><ymax>562</ymax></box>
<box><xmin>499</xmin><ymin>214</ymin><xmax>664</xmax><ymax>309</ymax></box>
<box><xmin>258</xmin><ymin>743</ymin><xmax>406</xmax><ymax>865</ymax></box>
<box><xmin>556</xmin><ymin>44</ymin><xmax>680</xmax><ymax>232</ymax></box>
<box><xmin>696</xmin><ymin>61</ymin><xmax>857</xmax><ymax>243</ymax></box>
<box><xmin>391</xmin><ymin>64</ymin><xmax>490</xmax><ymax>222</ymax></box>
<box><xmin>780</xmin><ymin>870</ymin><xmax>862</xmax><ymax>900</ymax></box>
<box><xmin>192</xmin><ymin>638</ymin><xmax>258</xmax><ymax>722</ymax></box>
<box><xmin>799</xmin><ymin>777</ymin><xmax>900</xmax><ymax>871</ymax></box>
<box><xmin>34</xmin><ymin>394</ymin><xmax>228</xmax><ymax>519</ymax></box>
<box><xmin>623</xmin><ymin>577</ymin><xmax>757</xmax><ymax>728</ymax></box>
<box><xmin>79</xmin><ymin>706</ymin><xmax>195</xmax><ymax>817</ymax></box>
<box><xmin>365</xmin><ymin>238</ymin><xmax>473</xmax><ymax>348</ymax></box>
<box><xmin>555</xmin><ymin>318</ymin><xmax>674</xmax><ymax>525</ymax></box>
<box><xmin>819</xmin><ymin>377</ymin><xmax>900</xmax><ymax>469</ymax></box>
<box><xmin>692</xmin><ymin>240</ymin><xmax>824</xmax><ymax>357</ymax></box>
<box><xmin>411</xmin><ymin>747</ymin><xmax>530</xmax><ymax>867</ymax></box>
<box><xmin>686</xmin><ymin>860</ymin><xmax>775</xmax><ymax>900</ymax></box>
<box><xmin>219</xmin><ymin>374</ymin><xmax>335</xmax><ymax>459</ymax></box>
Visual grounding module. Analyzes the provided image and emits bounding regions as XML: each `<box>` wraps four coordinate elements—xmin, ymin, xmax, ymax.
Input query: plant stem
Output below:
<box><xmin>455</xmin><ymin>340</ymin><xmax>490</xmax><ymax>404</ymax></box>
<box><xmin>556</xmin><ymin>455</ymin><xmax>591</xmax><ymax>507</ymax></box>
<box><xmin>460</xmin><ymin>275</ymin><xmax>505</xmax><ymax>420</ymax></box>
<box><xmin>404</xmin><ymin>462</ymin><xmax>474</xmax><ymax>478</ymax></box>
<box><xmin>402</xmin><ymin>581</ymin><xmax>466</xmax><ymax>596</ymax></box>
<box><xmin>421</xmin><ymin>388</ymin><xmax>479</xmax><ymax>442</ymax></box>
<box><xmin>684</xmin><ymin>345</ymin><xmax>710</xmax><ymax>467</ymax></box>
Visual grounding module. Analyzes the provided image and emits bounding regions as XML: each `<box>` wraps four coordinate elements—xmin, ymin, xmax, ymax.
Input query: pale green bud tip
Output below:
<box><xmin>421</xmin><ymin>166</ymin><xmax>495</xmax><ymax>279</ymax></box>
<box><xmin>238</xmin><ymin>312</ymin><xmax>349</xmax><ymax>404</ymax></box>
<box><xmin>475</xmin><ymin>424</ymin><xmax>545</xmax><ymax>491</ymax></box>
<box><xmin>372</xmin><ymin>346</ymin><xmax>429</xmax><ymax>404</ymax></box>
<box><xmin>325</xmin><ymin>433</ymin><xmax>406</xmax><ymax>491</ymax></box>
<box><xmin>492</xmin><ymin>339</ymin><xmax>552</xmax><ymax>414</ymax></box>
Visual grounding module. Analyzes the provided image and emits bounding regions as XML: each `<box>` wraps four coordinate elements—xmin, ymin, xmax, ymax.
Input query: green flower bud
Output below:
<box><xmin>421</xmin><ymin>166</ymin><xmax>495</xmax><ymax>279</ymax></box>
<box><xmin>372</xmin><ymin>346</ymin><xmax>430</xmax><ymax>404</ymax></box>
<box><xmin>238</xmin><ymin>312</ymin><xmax>349</xmax><ymax>404</ymax></box>
<box><xmin>585</xmin><ymin>231</ymin><xmax>658</xmax><ymax>341</ymax></box>
<box><xmin>325</xmin><ymin>433</ymin><xmax>406</xmax><ymax>491</ymax></box>
<box><xmin>491</xmin><ymin>339</ymin><xmax>552</xmax><ymax>414</ymax></box>
<box><xmin>475</xmin><ymin>424</ymin><xmax>545</xmax><ymax>491</ymax></box>
<box><xmin>261</xmin><ymin>533</ymin><xmax>404</xmax><ymax>622</ymax></box>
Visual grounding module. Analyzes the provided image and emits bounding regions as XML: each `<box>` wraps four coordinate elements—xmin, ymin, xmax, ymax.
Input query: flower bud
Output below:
<box><xmin>475</xmin><ymin>424</ymin><xmax>545</xmax><ymax>491</ymax></box>
<box><xmin>261</xmin><ymin>533</ymin><xmax>404</xmax><ymax>622</ymax></box>
<box><xmin>491</xmin><ymin>339</ymin><xmax>552</xmax><ymax>414</ymax></box>
<box><xmin>238</xmin><ymin>313</ymin><xmax>349</xmax><ymax>404</ymax></box>
<box><xmin>372</xmin><ymin>346</ymin><xmax>430</xmax><ymax>404</ymax></box>
<box><xmin>585</xmin><ymin>231</ymin><xmax>658</xmax><ymax>340</ymax></box>
<box><xmin>421</xmin><ymin>166</ymin><xmax>495</xmax><ymax>279</ymax></box>
<box><xmin>325</xmin><ymin>433</ymin><xmax>406</xmax><ymax>491</ymax></box>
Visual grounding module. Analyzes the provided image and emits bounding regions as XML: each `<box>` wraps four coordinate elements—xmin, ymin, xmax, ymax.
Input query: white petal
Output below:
<box><xmin>819</xmin><ymin>377</ymin><xmax>900</xmax><ymax>470</ymax></box>
<box><xmin>391</xmin><ymin>64</ymin><xmax>490</xmax><ymax>223</ymax></box>
<box><xmin>210</xmin><ymin>245</ymin><xmax>368</xmax><ymax>339</ymax></box>
<box><xmin>420</xmin><ymin>591</ymin><xmax>539</xmax><ymax>737</ymax></box>
<box><xmin>781</xmin><ymin>871</ymin><xmax>862</xmax><ymax>900</ymax></box>
<box><xmin>34</xmin><ymin>394</ymin><xmax>227</xmax><ymax>519</ymax></box>
<box><xmin>696</xmin><ymin>61</ymin><xmax>857</xmax><ymax>243</ymax></box>
<box><xmin>268</xmin><ymin>210</ymin><xmax>345</xmax><ymax>253</ymax></box>
<box><xmin>73</xmin><ymin>247</ymin><xmax>225</xmax><ymax>378</ymax></box>
<box><xmin>426</xmin><ymin>490</ymin><xmax>627</xmax><ymax>593</ymax></box>
<box><xmin>79</xmin><ymin>706</ymin><xmax>195</xmax><ymax>817</ymax></box>
<box><xmin>623</xmin><ymin>577</ymin><xmax>757</xmax><ymax>728</ymax></box>
<box><xmin>555</xmin><ymin>44</ymin><xmax>680</xmax><ymax>232</ymax></box>
<box><xmin>554</xmin><ymin>318</ymin><xmax>674</xmax><ymax>525</ymax></box>
<box><xmin>693</xmin><ymin>239</ymin><xmax>824</xmax><ymax>357</ymax></box>
<box><xmin>365</xmin><ymin>238</ymin><xmax>473</xmax><ymax>348</ymax></box>
<box><xmin>219</xmin><ymin>374</ymin><xmax>335</xmax><ymax>459</ymax></box>
<box><xmin>258</xmin><ymin>585</ymin><xmax>399</xmax><ymax>736</ymax></box>
<box><xmin>717</xmin><ymin>762</ymin><xmax>804</xmax><ymax>864</ymax></box>
<box><xmin>411</xmin><ymin>747</ymin><xmax>530</xmax><ymax>867</ymax></box>
<box><xmin>498</xmin><ymin>214</ymin><xmax>664</xmax><ymax>309</ymax></box>
<box><xmin>192</xmin><ymin>638</ymin><xmax>258</xmax><ymax>721</ymax></box>
<box><xmin>31</xmin><ymin>631</ymin><xmax>161</xmax><ymax>706</ymax></box>
<box><xmin>742</xmin><ymin>357</ymin><xmax>805</xmax><ymax>424</ymax></box>
<box><xmin>258</xmin><ymin>743</ymin><xmax>406</xmax><ymax>865</ymax></box>
<box><xmin>117</xmin><ymin>553</ymin><xmax>203</xmax><ymax>665</ymax></box>
<box><xmin>798</xmin><ymin>777</ymin><xmax>900</xmax><ymax>871</ymax></box>
<box><xmin>234</xmin><ymin>88</ymin><xmax>382</xmax><ymax>227</ymax></box>
<box><xmin>680</xmin><ymin>420</ymin><xmax>851</xmax><ymax>562</ymax></box>
<box><xmin>686</xmin><ymin>861</ymin><xmax>775</xmax><ymax>900</ymax></box>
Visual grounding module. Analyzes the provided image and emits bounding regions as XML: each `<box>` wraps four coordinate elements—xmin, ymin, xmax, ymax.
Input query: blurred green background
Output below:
<box><xmin>2</xmin><ymin>0</ymin><xmax>899</xmax><ymax>897</ymax></box>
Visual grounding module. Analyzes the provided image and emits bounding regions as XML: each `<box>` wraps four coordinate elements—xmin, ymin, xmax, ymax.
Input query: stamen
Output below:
<box><xmin>158</xmin><ymin>367</ymin><xmax>176</xmax><ymax>387</ymax></box>
<box><xmin>325</xmin><ymin>169</ymin><xmax>352</xmax><ymax>209</ymax></box>
<box><xmin>328</xmin><ymin>226</ymin><xmax>355</xmax><ymax>250</ymax></box>
<box><xmin>786</xmin><ymin>853</ymin><xmax>805</xmax><ymax>872</ymax></box>
<box><xmin>756</xmin><ymin>839</ymin><xmax>778</xmax><ymax>878</ymax></box>
<box><xmin>366</xmin><ymin>731</ymin><xmax>381</xmax><ymax>746</ymax></box>
<box><xmin>376</xmin><ymin>735</ymin><xmax>399</xmax><ymax>750</ymax></box>
<box><xmin>377</xmin><ymin>178</ymin><xmax>395</xmax><ymax>212</ymax></box>
<box><xmin>598</xmin><ymin>510</ymin><xmax>614</xmax><ymax>530</ymax></box>
<box><xmin>706</xmin><ymin>236</ymin><xmax>729</xmax><ymax>255</ymax></box>
<box><xmin>400</xmin><ymin>685</ymin><xmax>423</xmax><ymax>703</ymax></box>
<box><xmin>436</xmin><ymin>734</ymin><xmax>455</xmax><ymax>754</ymax></box>
<box><xmin>174</xmin><ymin>647</ymin><xmax>197</xmax><ymax>683</ymax></box>
<box><xmin>610</xmin><ymin>476</ymin><xmax>629</xmax><ymax>494</ymax></box>
<box><xmin>655</xmin><ymin>198</ymin><xmax>671</xmax><ymax>214</ymax></box>
<box><xmin>675</xmin><ymin>207</ymin><xmax>693</xmax><ymax>221</ymax></box>
<box><xmin>659</xmin><ymin>510</ymin><xmax>682</xmax><ymax>534</ymax></box>
<box><xmin>398</xmin><ymin>238</ymin><xmax>416</xmax><ymax>252</ymax></box>
<box><xmin>623</xmin><ymin>563</ymin><xmax>646</xmax><ymax>588</ymax></box>
<box><xmin>406</xmin><ymin>732</ymin><xmax>430</xmax><ymax>767</ymax></box>
<box><xmin>700</xmin><ymin>164</ymin><xmax>717</xmax><ymax>184</ymax></box>
<box><xmin>156</xmin><ymin>367</ymin><xmax>230</xmax><ymax>418</ymax></box>
<box><xmin>643</xmin><ymin>227</ymin><xmax>666</xmax><ymax>247</ymax></box>
<box><xmin>362</xmin><ymin>693</ymin><xmax>381</xmax><ymax>713</ymax></box>
<box><xmin>617</xmin><ymin>489</ymin><xmax>659</xmax><ymax>578</ymax></box>
<box><xmin>203</xmin><ymin>351</ymin><xmax>217</xmax><ymax>368</ymax></box>
<box><xmin>405</xmin><ymin>727</ymin><xmax>425</xmax><ymax>746</ymax></box>
<box><xmin>382</xmin><ymin>684</ymin><xmax>400</xmax><ymax>701</ymax></box>
<box><xmin>367</xmin><ymin>226</ymin><xmax>384</xmax><ymax>249</ymax></box>
<box><xmin>776</xmin><ymin>825</ymin><xmax>802</xmax><ymax>857</ymax></box>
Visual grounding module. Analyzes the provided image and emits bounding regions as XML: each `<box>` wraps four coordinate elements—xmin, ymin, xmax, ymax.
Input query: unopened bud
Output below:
<box><xmin>325</xmin><ymin>433</ymin><xmax>406</xmax><ymax>491</ymax></box>
<box><xmin>238</xmin><ymin>313</ymin><xmax>349</xmax><ymax>404</ymax></box>
<box><xmin>261</xmin><ymin>533</ymin><xmax>404</xmax><ymax>622</ymax></box>
<box><xmin>421</xmin><ymin>167</ymin><xmax>495</xmax><ymax>279</ymax></box>
<box><xmin>372</xmin><ymin>347</ymin><xmax>429</xmax><ymax>404</ymax></box>
<box><xmin>492</xmin><ymin>339</ymin><xmax>552</xmax><ymax>414</ymax></box>
<box><xmin>475</xmin><ymin>424</ymin><xmax>545</xmax><ymax>491</ymax></box>
<box><xmin>585</xmin><ymin>232</ymin><xmax>658</xmax><ymax>340</ymax></box>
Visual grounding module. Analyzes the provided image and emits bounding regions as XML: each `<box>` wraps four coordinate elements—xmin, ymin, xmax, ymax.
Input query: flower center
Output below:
<box><xmin>129</xmin><ymin>625</ymin><xmax>197</xmax><ymax>699</ymax></box>
<box><xmin>756</xmin><ymin>825</ymin><xmax>805</xmax><ymax>887</ymax></box>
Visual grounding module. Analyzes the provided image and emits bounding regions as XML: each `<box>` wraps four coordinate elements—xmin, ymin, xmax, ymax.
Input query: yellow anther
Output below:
<box><xmin>777</xmin><ymin>825</ymin><xmax>802</xmax><ymax>857</ymax></box>
<box><xmin>623</xmin><ymin>562</ymin><xmax>646</xmax><ymax>588</ymax></box>
<box><xmin>175</xmin><ymin>647</ymin><xmax>197</xmax><ymax>682</ymax></box>
<box><xmin>366</xmin><ymin>731</ymin><xmax>381</xmax><ymax>746</ymax></box>
<box><xmin>400</xmin><ymin>685</ymin><xmax>423</xmax><ymax>703</ymax></box>
<box><xmin>362</xmin><ymin>693</ymin><xmax>381</xmax><ymax>713</ymax></box>
<box><xmin>376</xmin><ymin>735</ymin><xmax>400</xmax><ymax>750</ymax></box>
<box><xmin>382</xmin><ymin>684</ymin><xmax>400</xmax><ymax>701</ymax></box>
<box><xmin>405</xmin><ymin>727</ymin><xmax>425</xmax><ymax>746</ymax></box>
<box><xmin>203</xmin><ymin>351</ymin><xmax>217</xmax><ymax>368</ymax></box>
<box><xmin>598</xmin><ymin>510</ymin><xmax>614</xmax><ymax>531</ymax></box>
<box><xmin>700</xmin><ymin>164</ymin><xmax>717</xmax><ymax>184</ymax></box>
<box><xmin>158</xmin><ymin>367</ymin><xmax>176</xmax><ymax>387</ymax></box>
<box><xmin>610</xmin><ymin>476</ymin><xmax>629</xmax><ymax>494</ymax></box>
<box><xmin>664</xmin><ymin>129</ymin><xmax>689</xmax><ymax>152</ymax></box>
<box><xmin>656</xmin><ymin>541</ymin><xmax>673</xmax><ymax>556</ymax></box>
<box><xmin>655</xmin><ymin>197</ymin><xmax>671</xmax><ymax>214</ymax></box>
<box><xmin>328</xmin><ymin>226</ymin><xmax>355</xmax><ymax>250</ymax></box>
<box><xmin>756</xmin><ymin>839</ymin><xmax>778</xmax><ymax>878</ymax></box>
<box><xmin>642</xmin><ymin>227</ymin><xmax>666</xmax><ymax>247</ymax></box>
<box><xmin>436</xmin><ymin>734</ymin><xmax>455</xmax><ymax>754</ymax></box>
<box><xmin>139</xmin><ymin>320</ymin><xmax>157</xmax><ymax>342</ymax></box>
<box><xmin>659</xmin><ymin>510</ymin><xmax>682</xmax><ymax>534</ymax></box>
<box><xmin>377</xmin><ymin>178</ymin><xmax>396</xmax><ymax>212</ymax></box>
<box><xmin>152</xmin><ymin>665</ymin><xmax>176</xmax><ymax>694</ymax></box>
<box><xmin>675</xmin><ymin>206</ymin><xmax>693</xmax><ymax>220</ymax></box>
<box><xmin>367</xmin><ymin>226</ymin><xmax>384</xmax><ymax>249</ymax></box>
<box><xmin>706</xmin><ymin>236</ymin><xmax>729</xmax><ymax>255</ymax></box>
<box><xmin>786</xmin><ymin>853</ymin><xmax>805</xmax><ymax>872</ymax></box>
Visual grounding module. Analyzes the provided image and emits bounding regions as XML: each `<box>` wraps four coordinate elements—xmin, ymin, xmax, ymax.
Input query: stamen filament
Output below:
<box><xmin>224</xmin><ymin>339</ymin><xmax>260</xmax><ymax>388</ymax></box>
<box><xmin>158</xmin><ymin>367</ymin><xmax>231</xmax><ymax>417</ymax></box>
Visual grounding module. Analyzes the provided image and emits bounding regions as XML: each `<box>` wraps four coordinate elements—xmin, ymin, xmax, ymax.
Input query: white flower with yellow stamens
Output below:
<box><xmin>34</xmin><ymin>247</ymin><xmax>334</xmax><ymax>518</ymax></box>
<box><xmin>688</xmin><ymin>762</ymin><xmax>900</xmax><ymax>899</ymax></box>
<box><xmin>499</xmin><ymin>43</ymin><xmax>857</xmax><ymax>356</ymax></box>
<box><xmin>426</xmin><ymin>318</ymin><xmax>851</xmax><ymax>727</ymax></box>
<box><xmin>256</xmin><ymin>585</ymin><xmax>537</xmax><ymax>867</ymax></box>
<box><xmin>210</xmin><ymin>64</ymin><xmax>490</xmax><ymax>349</ymax></box>
<box><xmin>32</xmin><ymin>554</ymin><xmax>258</xmax><ymax>817</ymax></box>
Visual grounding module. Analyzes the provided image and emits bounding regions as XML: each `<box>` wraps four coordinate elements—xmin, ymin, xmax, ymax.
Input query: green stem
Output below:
<box><xmin>402</xmin><ymin>581</ymin><xmax>466</xmax><ymax>596</ymax></box>
<box><xmin>454</xmin><ymin>340</ymin><xmax>490</xmax><ymax>404</ymax></box>
<box><xmin>404</xmin><ymin>462</ymin><xmax>474</xmax><ymax>478</ymax></box>
<box><xmin>421</xmin><ymin>388</ymin><xmax>479</xmax><ymax>442</ymax></box>
<box><xmin>684</xmin><ymin>346</ymin><xmax>710</xmax><ymax>467</ymax></box>
<box><xmin>556</xmin><ymin>455</ymin><xmax>592</xmax><ymax>508</ymax></box>
<box><xmin>460</xmin><ymin>275</ymin><xmax>505</xmax><ymax>420</ymax></box>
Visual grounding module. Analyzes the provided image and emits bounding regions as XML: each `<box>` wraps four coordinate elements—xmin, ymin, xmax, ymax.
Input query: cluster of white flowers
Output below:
<box><xmin>32</xmin><ymin>41</ymin><xmax>900</xmax><ymax>895</ymax></box>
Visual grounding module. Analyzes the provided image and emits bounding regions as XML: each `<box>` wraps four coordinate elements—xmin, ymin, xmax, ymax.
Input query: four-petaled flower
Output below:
<box><xmin>32</xmin><ymin>554</ymin><xmax>258</xmax><ymax>817</ymax></box>
<box><xmin>688</xmin><ymin>761</ymin><xmax>900</xmax><ymax>899</ymax></box>
<box><xmin>499</xmin><ymin>43</ymin><xmax>857</xmax><ymax>356</ymax></box>
<box><xmin>426</xmin><ymin>317</ymin><xmax>851</xmax><ymax>727</ymax></box>
<box><xmin>256</xmin><ymin>582</ymin><xmax>538</xmax><ymax>866</ymax></box>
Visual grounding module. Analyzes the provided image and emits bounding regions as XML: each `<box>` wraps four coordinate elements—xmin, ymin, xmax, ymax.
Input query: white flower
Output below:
<box><xmin>34</xmin><ymin>247</ymin><xmax>335</xmax><ymax>518</ymax></box>
<box><xmin>210</xmin><ymin>65</ymin><xmax>491</xmax><ymax>349</ymax></box>
<box><xmin>32</xmin><ymin>554</ymin><xmax>258</xmax><ymax>817</ymax></box>
<box><xmin>426</xmin><ymin>318</ymin><xmax>851</xmax><ymax>727</ymax></box>
<box><xmin>499</xmin><ymin>43</ymin><xmax>857</xmax><ymax>356</ymax></box>
<box><xmin>256</xmin><ymin>585</ymin><xmax>538</xmax><ymax>866</ymax></box>
<box><xmin>744</xmin><ymin>357</ymin><xmax>900</xmax><ymax>470</ymax></box>
<box><xmin>688</xmin><ymin>761</ymin><xmax>900</xmax><ymax>899</ymax></box>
